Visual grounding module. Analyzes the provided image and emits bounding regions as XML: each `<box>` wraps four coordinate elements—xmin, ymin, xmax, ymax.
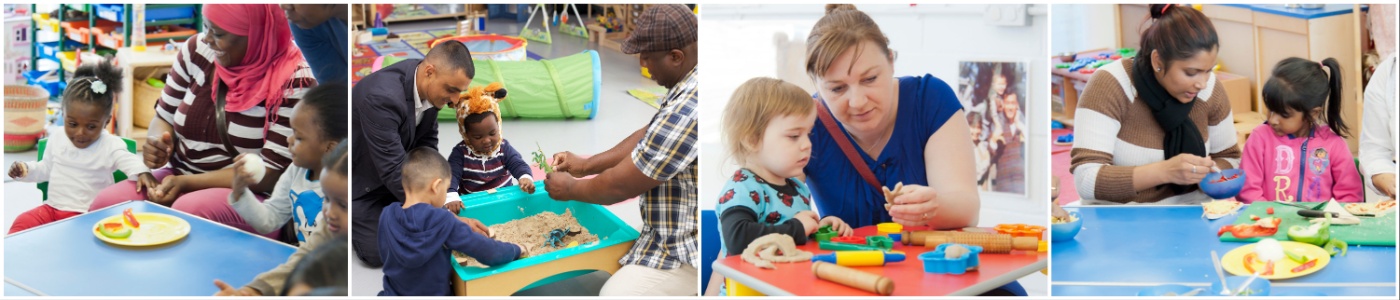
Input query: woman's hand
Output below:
<box><xmin>793</xmin><ymin>210</ymin><xmax>820</xmax><ymax>235</ymax></box>
<box><xmin>143</xmin><ymin>132</ymin><xmax>174</xmax><ymax>169</ymax></box>
<box><xmin>148</xmin><ymin>175</ymin><xmax>184</xmax><ymax>206</ymax></box>
<box><xmin>228</xmin><ymin>154</ymin><xmax>257</xmax><ymax>202</ymax></box>
<box><xmin>819</xmin><ymin>215</ymin><xmax>853</xmax><ymax>237</ymax></box>
<box><xmin>8</xmin><ymin>162</ymin><xmax>25</xmax><ymax>179</ymax></box>
<box><xmin>1154</xmin><ymin>153</ymin><xmax>1215</xmax><ymax>185</ymax></box>
<box><xmin>888</xmin><ymin>184</ymin><xmax>942</xmax><ymax>227</ymax></box>
<box><xmin>1373</xmin><ymin>173</ymin><xmax>1397</xmax><ymax>200</ymax></box>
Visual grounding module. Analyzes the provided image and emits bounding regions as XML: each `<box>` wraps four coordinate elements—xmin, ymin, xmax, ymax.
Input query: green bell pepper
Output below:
<box><xmin>1286</xmin><ymin>216</ymin><xmax>1331</xmax><ymax>246</ymax></box>
<box><xmin>1323</xmin><ymin>239</ymin><xmax>1348</xmax><ymax>257</ymax></box>
<box><xmin>1283</xmin><ymin>249</ymin><xmax>1310</xmax><ymax>264</ymax></box>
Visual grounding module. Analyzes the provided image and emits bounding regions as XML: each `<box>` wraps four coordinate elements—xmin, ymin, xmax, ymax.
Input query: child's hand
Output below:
<box><xmin>445</xmin><ymin>200</ymin><xmax>465</xmax><ymax>215</ymax></box>
<box><xmin>135</xmin><ymin>173</ymin><xmax>159</xmax><ymax>194</ymax></box>
<box><xmin>513</xmin><ymin>242</ymin><xmax>532</xmax><ymax>259</ymax></box>
<box><xmin>211</xmin><ymin>279</ymin><xmax>261</xmax><ymax>296</ymax></box>
<box><xmin>520</xmin><ymin>178</ymin><xmax>536</xmax><ymax>194</ymax></box>
<box><xmin>818</xmin><ymin>216</ymin><xmax>853</xmax><ymax>237</ymax></box>
<box><xmin>1052</xmin><ymin>202</ymin><xmax>1070</xmax><ymax>220</ymax></box>
<box><xmin>457</xmin><ymin>216</ymin><xmax>489</xmax><ymax>236</ymax></box>
<box><xmin>793</xmin><ymin>210</ymin><xmax>820</xmax><ymax>235</ymax></box>
<box><xmin>147</xmin><ymin>175</ymin><xmax>184</xmax><ymax>206</ymax></box>
<box><xmin>7</xmin><ymin>162</ymin><xmax>25</xmax><ymax>179</ymax></box>
<box><xmin>229</xmin><ymin>153</ymin><xmax>257</xmax><ymax>195</ymax></box>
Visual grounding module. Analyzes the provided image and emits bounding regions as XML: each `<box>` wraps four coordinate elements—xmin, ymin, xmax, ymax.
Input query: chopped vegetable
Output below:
<box><xmin>1287</xmin><ymin>216</ymin><xmax>1331</xmax><ymax>246</ymax></box>
<box><xmin>1323</xmin><ymin>239</ymin><xmax>1348</xmax><ymax>257</ymax></box>
<box><xmin>98</xmin><ymin>222</ymin><xmax>132</xmax><ymax>239</ymax></box>
<box><xmin>1284</xmin><ymin>249</ymin><xmax>1310</xmax><ymax>264</ymax></box>
<box><xmin>1250</xmin><ymin>215</ymin><xmax>1260</xmax><ymax>221</ymax></box>
<box><xmin>1291</xmin><ymin>259</ymin><xmax>1318</xmax><ymax>273</ymax></box>
<box><xmin>1267</xmin><ymin>207</ymin><xmax>1274</xmax><ymax>215</ymax></box>
<box><xmin>122</xmin><ymin>208</ymin><xmax>140</xmax><ymax>228</ymax></box>
<box><xmin>1242</xmin><ymin>253</ymin><xmax>1276</xmax><ymax>276</ymax></box>
<box><xmin>1218</xmin><ymin>218</ymin><xmax>1282</xmax><ymax>238</ymax></box>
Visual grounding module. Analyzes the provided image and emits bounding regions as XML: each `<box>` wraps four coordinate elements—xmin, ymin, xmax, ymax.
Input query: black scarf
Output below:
<box><xmin>1132</xmin><ymin>58</ymin><xmax>1206</xmax><ymax>193</ymax></box>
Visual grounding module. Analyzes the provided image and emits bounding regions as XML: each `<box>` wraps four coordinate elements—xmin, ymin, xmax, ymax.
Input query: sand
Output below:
<box><xmin>454</xmin><ymin>209</ymin><xmax>599</xmax><ymax>267</ymax></box>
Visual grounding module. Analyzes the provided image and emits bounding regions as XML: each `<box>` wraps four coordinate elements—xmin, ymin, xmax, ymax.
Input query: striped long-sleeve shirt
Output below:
<box><xmin>156</xmin><ymin>32</ymin><xmax>316</xmax><ymax>177</ymax></box>
<box><xmin>448</xmin><ymin>139</ymin><xmax>533</xmax><ymax>194</ymax></box>
<box><xmin>1070</xmin><ymin>58</ymin><xmax>1242</xmax><ymax>204</ymax></box>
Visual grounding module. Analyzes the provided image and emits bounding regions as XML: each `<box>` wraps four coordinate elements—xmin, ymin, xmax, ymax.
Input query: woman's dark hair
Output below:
<box><xmin>322</xmin><ymin>140</ymin><xmax>348</xmax><ymax>178</ymax></box>
<box><xmin>63</xmin><ymin>57</ymin><xmax>123</xmax><ymax>114</ymax></box>
<box><xmin>298</xmin><ymin>83</ymin><xmax>348</xmax><ymax>141</ymax></box>
<box><xmin>1135</xmin><ymin>4</ymin><xmax>1219</xmax><ymax>73</ymax></box>
<box><xmin>281</xmin><ymin>235</ymin><xmax>348</xmax><ymax>296</ymax></box>
<box><xmin>1262</xmin><ymin>57</ymin><xmax>1348</xmax><ymax>138</ymax></box>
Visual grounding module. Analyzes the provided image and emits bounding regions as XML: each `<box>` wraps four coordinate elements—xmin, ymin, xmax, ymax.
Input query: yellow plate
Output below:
<box><xmin>92</xmin><ymin>213</ymin><xmax>191</xmax><ymax>246</ymax></box>
<box><xmin>1221</xmin><ymin>241</ymin><xmax>1331</xmax><ymax>280</ymax></box>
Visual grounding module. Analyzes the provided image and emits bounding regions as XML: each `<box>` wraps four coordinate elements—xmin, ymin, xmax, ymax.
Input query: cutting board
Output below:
<box><xmin>1218</xmin><ymin>201</ymin><xmax>1396</xmax><ymax>246</ymax></box>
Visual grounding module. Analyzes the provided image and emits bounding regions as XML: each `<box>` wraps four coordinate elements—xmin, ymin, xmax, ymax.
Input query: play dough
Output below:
<box><xmin>240</xmin><ymin>154</ymin><xmax>266</xmax><ymax>183</ymax></box>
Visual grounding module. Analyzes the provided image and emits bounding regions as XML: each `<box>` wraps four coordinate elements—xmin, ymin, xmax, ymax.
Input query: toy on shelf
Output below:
<box><xmin>811</xmin><ymin>251</ymin><xmax>906</xmax><ymax>267</ymax></box>
<box><xmin>812</xmin><ymin>261</ymin><xmax>894</xmax><ymax>295</ymax></box>
<box><xmin>596</xmin><ymin>9</ymin><xmax>622</xmax><ymax>32</ymax></box>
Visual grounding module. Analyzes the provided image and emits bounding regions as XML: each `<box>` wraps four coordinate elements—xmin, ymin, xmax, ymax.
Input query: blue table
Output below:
<box><xmin>4</xmin><ymin>201</ymin><xmax>297</xmax><ymax>296</ymax></box>
<box><xmin>1051</xmin><ymin>205</ymin><xmax>1396</xmax><ymax>296</ymax></box>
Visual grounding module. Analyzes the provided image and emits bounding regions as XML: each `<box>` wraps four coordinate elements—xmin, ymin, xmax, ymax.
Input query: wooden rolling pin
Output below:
<box><xmin>812</xmin><ymin>261</ymin><xmax>894</xmax><ymax>295</ymax></box>
<box><xmin>923</xmin><ymin>234</ymin><xmax>1038</xmax><ymax>253</ymax></box>
<box><xmin>900</xmin><ymin>230</ymin><xmax>957</xmax><ymax>246</ymax></box>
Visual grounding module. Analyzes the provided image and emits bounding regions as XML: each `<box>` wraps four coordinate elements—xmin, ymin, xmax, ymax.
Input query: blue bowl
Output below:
<box><xmin>1210</xmin><ymin>275</ymin><xmax>1271</xmax><ymax>296</ymax></box>
<box><xmin>1137</xmin><ymin>284</ymin><xmax>1202</xmax><ymax>296</ymax></box>
<box><xmin>1050</xmin><ymin>212</ymin><xmax>1083</xmax><ymax>243</ymax></box>
<box><xmin>1199</xmin><ymin>169</ymin><xmax>1247</xmax><ymax>199</ymax></box>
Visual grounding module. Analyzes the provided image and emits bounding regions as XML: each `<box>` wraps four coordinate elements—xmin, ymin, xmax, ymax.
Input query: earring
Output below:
<box><xmin>1155</xmin><ymin>68</ymin><xmax>1161</xmax><ymax>72</ymax></box>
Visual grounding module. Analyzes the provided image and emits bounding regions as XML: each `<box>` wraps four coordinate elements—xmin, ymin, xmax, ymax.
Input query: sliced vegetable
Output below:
<box><xmin>1284</xmin><ymin>249</ymin><xmax>1310</xmax><ymax>264</ymax></box>
<box><xmin>1323</xmin><ymin>239</ymin><xmax>1348</xmax><ymax>257</ymax></box>
<box><xmin>1218</xmin><ymin>222</ymin><xmax>1280</xmax><ymax>238</ymax></box>
<box><xmin>1250</xmin><ymin>215</ymin><xmax>1260</xmax><ymax>221</ymax></box>
<box><xmin>1286</xmin><ymin>218</ymin><xmax>1331</xmax><ymax>246</ymax></box>
<box><xmin>122</xmin><ymin>208</ymin><xmax>140</xmax><ymax>228</ymax></box>
<box><xmin>98</xmin><ymin>223</ymin><xmax>132</xmax><ymax>239</ymax></box>
<box><xmin>1267</xmin><ymin>207</ymin><xmax>1274</xmax><ymax>215</ymax></box>
<box><xmin>1291</xmin><ymin>259</ymin><xmax>1318</xmax><ymax>273</ymax></box>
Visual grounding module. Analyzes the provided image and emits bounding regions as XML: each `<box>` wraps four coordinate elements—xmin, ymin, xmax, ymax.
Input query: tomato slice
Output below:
<box><xmin>123</xmin><ymin>208</ymin><xmax>140</xmax><ymax>228</ymax></box>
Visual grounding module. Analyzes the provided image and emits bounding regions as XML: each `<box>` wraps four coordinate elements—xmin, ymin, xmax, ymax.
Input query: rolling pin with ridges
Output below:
<box><xmin>812</xmin><ymin>261</ymin><xmax>894</xmax><ymax>295</ymax></box>
<box><xmin>923</xmin><ymin>233</ymin><xmax>1038</xmax><ymax>253</ymax></box>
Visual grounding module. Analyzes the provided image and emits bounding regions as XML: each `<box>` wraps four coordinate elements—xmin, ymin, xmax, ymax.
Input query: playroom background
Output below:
<box><xmin>347</xmin><ymin>3</ymin><xmax>692</xmax><ymax>296</ymax></box>
<box><xmin>697</xmin><ymin>3</ymin><xmax>1051</xmax><ymax>296</ymax></box>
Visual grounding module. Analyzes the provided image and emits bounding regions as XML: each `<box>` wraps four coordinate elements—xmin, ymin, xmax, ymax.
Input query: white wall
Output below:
<box><xmin>1049</xmin><ymin>4</ymin><xmax>1118</xmax><ymax>54</ymax></box>
<box><xmin>699</xmin><ymin>4</ymin><xmax>1049</xmax><ymax>295</ymax></box>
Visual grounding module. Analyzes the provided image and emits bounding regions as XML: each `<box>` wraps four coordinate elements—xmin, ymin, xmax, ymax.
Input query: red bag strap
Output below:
<box><xmin>815</xmin><ymin>99</ymin><xmax>883</xmax><ymax>190</ymax></box>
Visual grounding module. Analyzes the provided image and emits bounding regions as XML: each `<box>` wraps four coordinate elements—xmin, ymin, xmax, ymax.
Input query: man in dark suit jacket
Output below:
<box><xmin>351</xmin><ymin>41</ymin><xmax>485</xmax><ymax>267</ymax></box>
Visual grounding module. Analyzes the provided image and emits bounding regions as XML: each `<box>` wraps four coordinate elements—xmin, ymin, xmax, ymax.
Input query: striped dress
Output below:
<box><xmin>156</xmin><ymin>32</ymin><xmax>315</xmax><ymax>178</ymax></box>
<box><xmin>1070</xmin><ymin>58</ymin><xmax>1242</xmax><ymax>204</ymax></box>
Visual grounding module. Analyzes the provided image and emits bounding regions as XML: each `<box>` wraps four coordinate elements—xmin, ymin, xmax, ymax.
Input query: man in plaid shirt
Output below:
<box><xmin>543</xmin><ymin>4</ymin><xmax>699</xmax><ymax>296</ymax></box>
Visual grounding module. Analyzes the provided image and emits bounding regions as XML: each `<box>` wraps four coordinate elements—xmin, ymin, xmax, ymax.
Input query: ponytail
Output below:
<box><xmin>1321</xmin><ymin>57</ymin><xmax>1348</xmax><ymax>138</ymax></box>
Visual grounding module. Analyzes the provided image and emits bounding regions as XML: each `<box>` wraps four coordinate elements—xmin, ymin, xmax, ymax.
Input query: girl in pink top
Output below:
<box><xmin>1238</xmin><ymin>57</ymin><xmax>1363</xmax><ymax>203</ymax></box>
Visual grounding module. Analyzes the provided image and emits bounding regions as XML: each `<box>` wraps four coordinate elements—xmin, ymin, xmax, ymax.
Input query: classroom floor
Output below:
<box><xmin>348</xmin><ymin>16</ymin><xmax>663</xmax><ymax>296</ymax></box>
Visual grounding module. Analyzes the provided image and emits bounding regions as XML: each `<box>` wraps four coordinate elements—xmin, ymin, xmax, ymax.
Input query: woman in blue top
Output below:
<box><xmin>803</xmin><ymin>4</ymin><xmax>981</xmax><ymax>230</ymax></box>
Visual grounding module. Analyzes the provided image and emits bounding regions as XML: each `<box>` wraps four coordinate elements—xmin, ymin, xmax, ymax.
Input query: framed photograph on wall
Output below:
<box><xmin>957</xmin><ymin>61</ymin><xmax>1028</xmax><ymax>196</ymax></box>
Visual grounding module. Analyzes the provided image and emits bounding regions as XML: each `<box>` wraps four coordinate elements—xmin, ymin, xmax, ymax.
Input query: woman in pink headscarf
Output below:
<box><xmin>91</xmin><ymin>4</ymin><xmax>317</xmax><ymax>240</ymax></box>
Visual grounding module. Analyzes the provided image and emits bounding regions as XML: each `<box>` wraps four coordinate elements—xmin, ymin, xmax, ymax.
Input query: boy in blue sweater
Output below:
<box><xmin>378</xmin><ymin>147</ymin><xmax>527</xmax><ymax>296</ymax></box>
